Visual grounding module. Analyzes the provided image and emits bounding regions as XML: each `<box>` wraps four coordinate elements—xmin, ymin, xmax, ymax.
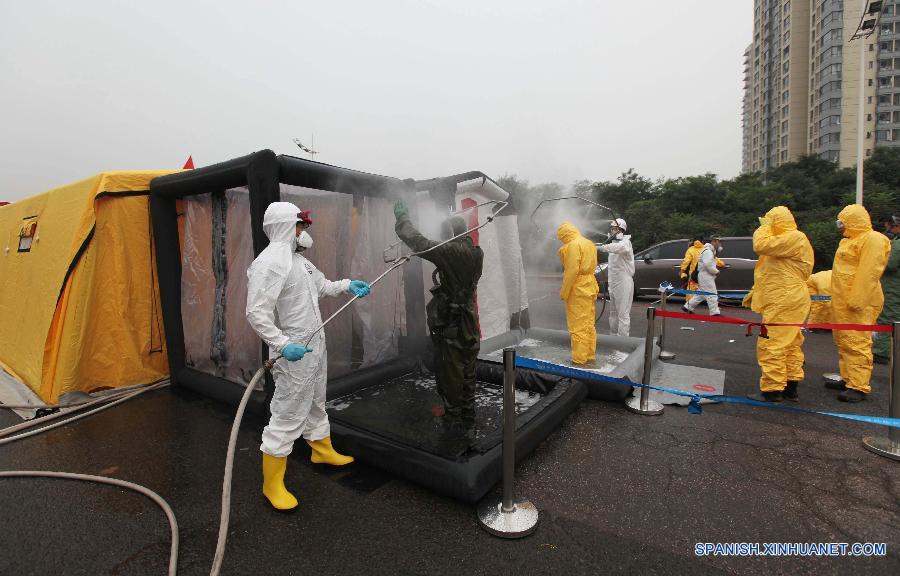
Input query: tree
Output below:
<box><xmin>865</xmin><ymin>146</ymin><xmax>900</xmax><ymax>189</ymax></box>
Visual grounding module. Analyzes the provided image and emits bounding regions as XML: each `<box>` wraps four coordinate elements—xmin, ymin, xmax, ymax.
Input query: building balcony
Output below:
<box><xmin>817</xmin><ymin>123</ymin><xmax>842</xmax><ymax>135</ymax></box>
<box><xmin>818</xmin><ymin>52</ymin><xmax>842</xmax><ymax>68</ymax></box>
<box><xmin>816</xmin><ymin>142</ymin><xmax>842</xmax><ymax>154</ymax></box>
<box><xmin>817</xmin><ymin>88</ymin><xmax>842</xmax><ymax>101</ymax></box>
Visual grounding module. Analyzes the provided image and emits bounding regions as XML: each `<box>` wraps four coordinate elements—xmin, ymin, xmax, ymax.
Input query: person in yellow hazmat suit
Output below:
<box><xmin>680</xmin><ymin>237</ymin><xmax>704</xmax><ymax>291</ymax></box>
<box><xmin>557</xmin><ymin>222</ymin><xmax>599</xmax><ymax>364</ymax></box>
<box><xmin>743</xmin><ymin>206</ymin><xmax>814</xmax><ymax>403</ymax></box>
<box><xmin>681</xmin><ymin>236</ymin><xmax>726</xmax><ymax>293</ymax></box>
<box><xmin>806</xmin><ymin>270</ymin><xmax>833</xmax><ymax>328</ymax></box>
<box><xmin>830</xmin><ymin>204</ymin><xmax>891</xmax><ymax>402</ymax></box>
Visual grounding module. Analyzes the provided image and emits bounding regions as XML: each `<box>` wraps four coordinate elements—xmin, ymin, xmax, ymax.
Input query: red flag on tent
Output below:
<box><xmin>183</xmin><ymin>155</ymin><xmax>194</xmax><ymax>170</ymax></box>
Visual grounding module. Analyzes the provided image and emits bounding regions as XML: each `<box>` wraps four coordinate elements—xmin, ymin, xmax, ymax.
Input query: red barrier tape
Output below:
<box><xmin>656</xmin><ymin>310</ymin><xmax>892</xmax><ymax>338</ymax></box>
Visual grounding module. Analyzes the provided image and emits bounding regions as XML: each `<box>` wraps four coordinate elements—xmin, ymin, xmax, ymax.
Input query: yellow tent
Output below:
<box><xmin>0</xmin><ymin>171</ymin><xmax>175</xmax><ymax>403</ymax></box>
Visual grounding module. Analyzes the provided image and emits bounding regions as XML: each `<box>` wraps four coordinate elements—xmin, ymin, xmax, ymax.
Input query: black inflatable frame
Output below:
<box><xmin>149</xmin><ymin>150</ymin><xmax>520</xmax><ymax>412</ymax></box>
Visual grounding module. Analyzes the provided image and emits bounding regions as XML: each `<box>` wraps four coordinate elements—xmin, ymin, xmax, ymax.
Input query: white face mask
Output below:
<box><xmin>836</xmin><ymin>220</ymin><xmax>845</xmax><ymax>231</ymax></box>
<box><xmin>296</xmin><ymin>230</ymin><xmax>313</xmax><ymax>251</ymax></box>
<box><xmin>717</xmin><ymin>245</ymin><xmax>724</xmax><ymax>254</ymax></box>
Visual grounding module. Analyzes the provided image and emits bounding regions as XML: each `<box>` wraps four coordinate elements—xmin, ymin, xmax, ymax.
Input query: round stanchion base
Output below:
<box><xmin>477</xmin><ymin>497</ymin><xmax>539</xmax><ymax>538</ymax></box>
<box><xmin>862</xmin><ymin>436</ymin><xmax>900</xmax><ymax>461</ymax></box>
<box><xmin>822</xmin><ymin>373</ymin><xmax>843</xmax><ymax>385</ymax></box>
<box><xmin>659</xmin><ymin>350</ymin><xmax>676</xmax><ymax>361</ymax></box>
<box><xmin>625</xmin><ymin>395</ymin><xmax>664</xmax><ymax>415</ymax></box>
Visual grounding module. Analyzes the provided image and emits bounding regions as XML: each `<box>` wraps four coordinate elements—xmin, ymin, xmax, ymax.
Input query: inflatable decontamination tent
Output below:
<box><xmin>150</xmin><ymin>151</ymin><xmax>599</xmax><ymax>501</ymax></box>
<box><xmin>0</xmin><ymin>171</ymin><xmax>173</xmax><ymax>403</ymax></box>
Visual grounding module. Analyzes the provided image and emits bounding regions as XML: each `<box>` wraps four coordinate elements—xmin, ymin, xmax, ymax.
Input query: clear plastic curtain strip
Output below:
<box><xmin>181</xmin><ymin>193</ymin><xmax>215</xmax><ymax>377</ymax></box>
<box><xmin>350</xmin><ymin>196</ymin><xmax>404</xmax><ymax>367</ymax></box>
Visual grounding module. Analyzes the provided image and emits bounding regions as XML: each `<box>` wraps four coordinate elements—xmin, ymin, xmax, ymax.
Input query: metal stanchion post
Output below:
<box><xmin>658</xmin><ymin>290</ymin><xmax>676</xmax><ymax>361</ymax></box>
<box><xmin>862</xmin><ymin>321</ymin><xmax>900</xmax><ymax>460</ymax></box>
<box><xmin>477</xmin><ymin>347</ymin><xmax>539</xmax><ymax>537</ymax></box>
<box><xmin>625</xmin><ymin>307</ymin><xmax>664</xmax><ymax>415</ymax></box>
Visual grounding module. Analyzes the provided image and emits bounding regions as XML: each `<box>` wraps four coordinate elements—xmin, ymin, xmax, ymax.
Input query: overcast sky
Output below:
<box><xmin>1</xmin><ymin>0</ymin><xmax>752</xmax><ymax>201</ymax></box>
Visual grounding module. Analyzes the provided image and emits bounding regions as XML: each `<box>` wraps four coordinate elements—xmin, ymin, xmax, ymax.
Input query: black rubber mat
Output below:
<box><xmin>327</xmin><ymin>370</ymin><xmax>547</xmax><ymax>459</ymax></box>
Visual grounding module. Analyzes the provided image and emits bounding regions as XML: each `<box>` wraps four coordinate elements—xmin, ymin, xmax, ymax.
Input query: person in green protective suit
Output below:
<box><xmin>394</xmin><ymin>200</ymin><xmax>484</xmax><ymax>425</ymax></box>
<box><xmin>873</xmin><ymin>217</ymin><xmax>899</xmax><ymax>363</ymax></box>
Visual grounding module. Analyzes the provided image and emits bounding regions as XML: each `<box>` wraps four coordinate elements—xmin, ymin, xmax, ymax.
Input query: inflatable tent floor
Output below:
<box><xmin>479</xmin><ymin>327</ymin><xmax>648</xmax><ymax>401</ymax></box>
<box><xmin>325</xmin><ymin>352</ymin><xmax>587</xmax><ymax>503</ymax></box>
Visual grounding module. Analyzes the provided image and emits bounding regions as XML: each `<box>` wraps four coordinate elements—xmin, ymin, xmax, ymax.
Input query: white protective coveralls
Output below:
<box><xmin>246</xmin><ymin>202</ymin><xmax>352</xmax><ymax>457</ymax></box>
<box><xmin>598</xmin><ymin>233</ymin><xmax>635</xmax><ymax>336</ymax></box>
<box><xmin>685</xmin><ymin>243</ymin><xmax>720</xmax><ymax>315</ymax></box>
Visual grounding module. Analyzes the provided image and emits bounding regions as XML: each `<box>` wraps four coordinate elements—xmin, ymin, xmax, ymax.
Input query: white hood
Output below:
<box><xmin>263</xmin><ymin>201</ymin><xmax>301</xmax><ymax>248</ymax></box>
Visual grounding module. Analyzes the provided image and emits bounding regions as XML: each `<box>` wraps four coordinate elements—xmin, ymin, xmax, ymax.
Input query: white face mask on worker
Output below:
<box><xmin>296</xmin><ymin>230</ymin><xmax>313</xmax><ymax>251</ymax></box>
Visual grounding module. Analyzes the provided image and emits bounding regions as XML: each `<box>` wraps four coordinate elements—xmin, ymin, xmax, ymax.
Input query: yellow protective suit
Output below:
<box><xmin>750</xmin><ymin>206</ymin><xmax>814</xmax><ymax>393</ymax></box>
<box><xmin>831</xmin><ymin>205</ymin><xmax>891</xmax><ymax>394</ymax></box>
<box><xmin>558</xmin><ymin>222</ymin><xmax>599</xmax><ymax>364</ymax></box>
<box><xmin>806</xmin><ymin>270</ymin><xmax>833</xmax><ymax>325</ymax></box>
<box><xmin>680</xmin><ymin>241</ymin><xmax>704</xmax><ymax>291</ymax></box>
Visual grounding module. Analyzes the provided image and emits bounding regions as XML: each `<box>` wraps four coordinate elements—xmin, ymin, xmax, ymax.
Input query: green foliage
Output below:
<box><xmin>803</xmin><ymin>220</ymin><xmax>842</xmax><ymax>270</ymax></box>
<box><xmin>504</xmin><ymin>148</ymin><xmax>900</xmax><ymax>272</ymax></box>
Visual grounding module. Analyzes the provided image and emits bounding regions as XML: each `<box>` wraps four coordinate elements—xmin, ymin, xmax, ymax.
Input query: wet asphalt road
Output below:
<box><xmin>1</xmin><ymin>298</ymin><xmax>898</xmax><ymax>575</ymax></box>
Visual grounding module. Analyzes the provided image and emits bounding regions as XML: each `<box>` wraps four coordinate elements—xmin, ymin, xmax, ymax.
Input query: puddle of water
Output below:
<box><xmin>480</xmin><ymin>338</ymin><xmax>632</xmax><ymax>374</ymax></box>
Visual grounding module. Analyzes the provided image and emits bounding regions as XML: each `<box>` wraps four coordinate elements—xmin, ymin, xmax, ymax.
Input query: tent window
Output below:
<box><xmin>18</xmin><ymin>217</ymin><xmax>38</xmax><ymax>252</ymax></box>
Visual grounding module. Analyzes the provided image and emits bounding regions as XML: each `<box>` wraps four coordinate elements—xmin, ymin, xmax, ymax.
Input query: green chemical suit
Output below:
<box><xmin>395</xmin><ymin>211</ymin><xmax>484</xmax><ymax>422</ymax></box>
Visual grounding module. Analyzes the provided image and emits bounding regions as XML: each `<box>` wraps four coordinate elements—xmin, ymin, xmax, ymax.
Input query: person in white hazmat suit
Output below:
<box><xmin>597</xmin><ymin>218</ymin><xmax>635</xmax><ymax>337</ymax></box>
<box><xmin>683</xmin><ymin>236</ymin><xmax>723</xmax><ymax>316</ymax></box>
<box><xmin>246</xmin><ymin>201</ymin><xmax>371</xmax><ymax>511</ymax></box>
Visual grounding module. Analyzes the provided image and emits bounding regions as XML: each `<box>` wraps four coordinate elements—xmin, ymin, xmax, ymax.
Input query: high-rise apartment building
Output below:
<box><xmin>742</xmin><ymin>0</ymin><xmax>885</xmax><ymax>173</ymax></box>
<box><xmin>808</xmin><ymin>0</ymin><xmax>878</xmax><ymax>166</ymax></box>
<box><xmin>743</xmin><ymin>0</ymin><xmax>812</xmax><ymax>173</ymax></box>
<box><xmin>876</xmin><ymin>2</ymin><xmax>900</xmax><ymax>147</ymax></box>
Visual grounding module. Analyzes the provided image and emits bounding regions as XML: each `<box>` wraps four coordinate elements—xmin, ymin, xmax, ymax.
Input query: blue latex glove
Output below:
<box><xmin>349</xmin><ymin>280</ymin><xmax>370</xmax><ymax>297</ymax></box>
<box><xmin>282</xmin><ymin>343</ymin><xmax>312</xmax><ymax>361</ymax></box>
<box><xmin>394</xmin><ymin>200</ymin><xmax>409</xmax><ymax>221</ymax></box>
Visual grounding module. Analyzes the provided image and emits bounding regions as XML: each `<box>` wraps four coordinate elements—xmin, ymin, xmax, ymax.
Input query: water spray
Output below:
<box><xmin>528</xmin><ymin>195</ymin><xmax>617</xmax><ymax>243</ymax></box>
<box><xmin>303</xmin><ymin>199</ymin><xmax>508</xmax><ymax>347</ymax></box>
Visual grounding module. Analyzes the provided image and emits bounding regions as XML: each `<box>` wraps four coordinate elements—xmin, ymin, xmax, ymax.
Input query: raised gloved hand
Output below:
<box><xmin>282</xmin><ymin>343</ymin><xmax>312</xmax><ymax>361</ymax></box>
<box><xmin>394</xmin><ymin>200</ymin><xmax>409</xmax><ymax>221</ymax></box>
<box><xmin>349</xmin><ymin>280</ymin><xmax>370</xmax><ymax>297</ymax></box>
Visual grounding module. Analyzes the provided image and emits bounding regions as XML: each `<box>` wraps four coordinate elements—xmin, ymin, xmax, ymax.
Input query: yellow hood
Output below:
<box><xmin>838</xmin><ymin>204</ymin><xmax>872</xmax><ymax>238</ymax></box>
<box><xmin>557</xmin><ymin>221</ymin><xmax>581</xmax><ymax>243</ymax></box>
<box><xmin>765</xmin><ymin>205</ymin><xmax>797</xmax><ymax>235</ymax></box>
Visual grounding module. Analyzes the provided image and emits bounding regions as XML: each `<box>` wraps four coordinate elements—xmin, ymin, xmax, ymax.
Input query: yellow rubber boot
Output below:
<box><xmin>262</xmin><ymin>453</ymin><xmax>298</xmax><ymax>510</ymax></box>
<box><xmin>307</xmin><ymin>437</ymin><xmax>354</xmax><ymax>466</ymax></box>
